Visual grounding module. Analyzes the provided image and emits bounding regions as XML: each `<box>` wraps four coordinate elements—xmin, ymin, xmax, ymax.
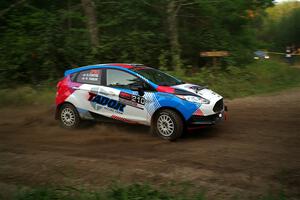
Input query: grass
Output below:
<box><xmin>170</xmin><ymin>60</ymin><xmax>300</xmax><ymax>99</ymax></box>
<box><xmin>0</xmin><ymin>60</ymin><xmax>300</xmax><ymax>107</ymax></box>
<box><xmin>0</xmin><ymin>86</ymin><xmax>55</xmax><ymax>107</ymax></box>
<box><xmin>11</xmin><ymin>183</ymin><xmax>289</xmax><ymax>200</ymax></box>
<box><xmin>13</xmin><ymin>183</ymin><xmax>205</xmax><ymax>200</ymax></box>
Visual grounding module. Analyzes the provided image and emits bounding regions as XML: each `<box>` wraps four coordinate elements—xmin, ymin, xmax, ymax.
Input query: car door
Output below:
<box><xmin>104</xmin><ymin>68</ymin><xmax>154</xmax><ymax>125</ymax></box>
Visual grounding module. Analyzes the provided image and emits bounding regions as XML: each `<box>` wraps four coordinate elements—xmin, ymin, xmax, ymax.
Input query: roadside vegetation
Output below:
<box><xmin>171</xmin><ymin>60</ymin><xmax>300</xmax><ymax>99</ymax></box>
<box><xmin>0</xmin><ymin>86</ymin><xmax>55</xmax><ymax>107</ymax></box>
<box><xmin>12</xmin><ymin>183</ymin><xmax>288</xmax><ymax>200</ymax></box>
<box><xmin>0</xmin><ymin>60</ymin><xmax>299</xmax><ymax>108</ymax></box>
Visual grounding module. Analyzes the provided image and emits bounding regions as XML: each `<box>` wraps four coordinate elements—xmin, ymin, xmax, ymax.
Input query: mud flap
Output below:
<box><xmin>224</xmin><ymin>106</ymin><xmax>228</xmax><ymax>120</ymax></box>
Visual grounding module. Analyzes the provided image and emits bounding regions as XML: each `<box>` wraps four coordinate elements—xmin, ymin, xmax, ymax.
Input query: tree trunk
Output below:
<box><xmin>81</xmin><ymin>0</ymin><xmax>99</xmax><ymax>49</ymax></box>
<box><xmin>167</xmin><ymin>0</ymin><xmax>181</xmax><ymax>71</ymax></box>
<box><xmin>0</xmin><ymin>0</ymin><xmax>27</xmax><ymax>17</ymax></box>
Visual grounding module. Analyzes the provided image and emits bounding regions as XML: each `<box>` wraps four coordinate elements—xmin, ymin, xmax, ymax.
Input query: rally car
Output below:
<box><xmin>56</xmin><ymin>63</ymin><xmax>226</xmax><ymax>140</ymax></box>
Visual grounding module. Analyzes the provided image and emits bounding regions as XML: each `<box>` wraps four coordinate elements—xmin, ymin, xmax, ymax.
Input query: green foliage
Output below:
<box><xmin>179</xmin><ymin>0</ymin><xmax>273</xmax><ymax>66</ymax></box>
<box><xmin>158</xmin><ymin>50</ymin><xmax>170</xmax><ymax>71</ymax></box>
<box><xmin>14</xmin><ymin>183</ymin><xmax>206</xmax><ymax>200</ymax></box>
<box><xmin>260</xmin><ymin>1</ymin><xmax>300</xmax><ymax>50</ymax></box>
<box><xmin>259</xmin><ymin>191</ymin><xmax>287</xmax><ymax>200</ymax></box>
<box><xmin>0</xmin><ymin>86</ymin><xmax>55</xmax><ymax>106</ymax></box>
<box><xmin>0</xmin><ymin>0</ymin><xmax>92</xmax><ymax>86</ymax></box>
<box><xmin>12</xmin><ymin>183</ymin><xmax>289</xmax><ymax>200</ymax></box>
<box><xmin>0</xmin><ymin>0</ymin><xmax>274</xmax><ymax>86</ymax></box>
<box><xmin>168</xmin><ymin>60</ymin><xmax>300</xmax><ymax>99</ymax></box>
<box><xmin>108</xmin><ymin>183</ymin><xmax>171</xmax><ymax>200</ymax></box>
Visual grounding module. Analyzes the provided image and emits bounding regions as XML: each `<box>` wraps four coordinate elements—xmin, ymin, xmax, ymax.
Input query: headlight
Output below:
<box><xmin>176</xmin><ymin>95</ymin><xmax>210</xmax><ymax>104</ymax></box>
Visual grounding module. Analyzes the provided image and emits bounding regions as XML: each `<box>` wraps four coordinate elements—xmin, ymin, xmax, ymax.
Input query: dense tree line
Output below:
<box><xmin>260</xmin><ymin>1</ymin><xmax>300</xmax><ymax>51</ymax></box>
<box><xmin>0</xmin><ymin>0</ymin><xmax>273</xmax><ymax>86</ymax></box>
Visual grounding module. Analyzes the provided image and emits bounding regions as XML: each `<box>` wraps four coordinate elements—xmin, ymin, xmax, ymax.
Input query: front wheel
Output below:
<box><xmin>59</xmin><ymin>104</ymin><xmax>81</xmax><ymax>129</ymax></box>
<box><xmin>152</xmin><ymin>109</ymin><xmax>183</xmax><ymax>141</ymax></box>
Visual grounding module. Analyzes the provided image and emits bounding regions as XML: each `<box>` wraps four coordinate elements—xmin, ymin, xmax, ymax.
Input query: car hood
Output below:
<box><xmin>172</xmin><ymin>83</ymin><xmax>223</xmax><ymax>102</ymax></box>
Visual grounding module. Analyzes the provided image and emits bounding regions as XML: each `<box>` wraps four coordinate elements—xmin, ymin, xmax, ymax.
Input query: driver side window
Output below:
<box><xmin>106</xmin><ymin>69</ymin><xmax>153</xmax><ymax>91</ymax></box>
<box><xmin>106</xmin><ymin>69</ymin><xmax>139</xmax><ymax>89</ymax></box>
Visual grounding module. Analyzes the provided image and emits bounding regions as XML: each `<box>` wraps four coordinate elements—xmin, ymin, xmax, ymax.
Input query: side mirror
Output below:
<box><xmin>130</xmin><ymin>84</ymin><xmax>144</xmax><ymax>96</ymax></box>
<box><xmin>138</xmin><ymin>87</ymin><xmax>145</xmax><ymax>96</ymax></box>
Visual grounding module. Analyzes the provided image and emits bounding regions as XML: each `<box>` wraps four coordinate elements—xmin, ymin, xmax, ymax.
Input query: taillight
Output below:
<box><xmin>56</xmin><ymin>78</ymin><xmax>64</xmax><ymax>89</ymax></box>
<box><xmin>56</xmin><ymin>81</ymin><xmax>61</xmax><ymax>89</ymax></box>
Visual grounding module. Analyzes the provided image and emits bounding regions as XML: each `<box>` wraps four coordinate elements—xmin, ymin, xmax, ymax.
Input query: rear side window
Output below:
<box><xmin>74</xmin><ymin>69</ymin><xmax>102</xmax><ymax>85</ymax></box>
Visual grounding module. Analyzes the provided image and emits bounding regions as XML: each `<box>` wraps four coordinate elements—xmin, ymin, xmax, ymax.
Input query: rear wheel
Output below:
<box><xmin>59</xmin><ymin>104</ymin><xmax>81</xmax><ymax>129</ymax></box>
<box><xmin>152</xmin><ymin>109</ymin><xmax>183</xmax><ymax>141</ymax></box>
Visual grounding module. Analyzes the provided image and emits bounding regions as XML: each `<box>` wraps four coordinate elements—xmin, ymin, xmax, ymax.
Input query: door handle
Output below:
<box><xmin>72</xmin><ymin>86</ymin><xmax>80</xmax><ymax>90</ymax></box>
<box><xmin>102</xmin><ymin>92</ymin><xmax>116</xmax><ymax>96</ymax></box>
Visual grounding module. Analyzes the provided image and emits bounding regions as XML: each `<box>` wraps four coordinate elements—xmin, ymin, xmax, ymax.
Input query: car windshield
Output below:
<box><xmin>132</xmin><ymin>68</ymin><xmax>183</xmax><ymax>86</ymax></box>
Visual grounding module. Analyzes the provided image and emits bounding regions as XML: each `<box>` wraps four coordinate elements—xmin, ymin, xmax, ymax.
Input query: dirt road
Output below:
<box><xmin>0</xmin><ymin>88</ymin><xmax>300</xmax><ymax>199</ymax></box>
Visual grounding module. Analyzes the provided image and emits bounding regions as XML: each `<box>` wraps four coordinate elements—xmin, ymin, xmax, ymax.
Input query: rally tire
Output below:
<box><xmin>59</xmin><ymin>103</ymin><xmax>81</xmax><ymax>129</ymax></box>
<box><xmin>152</xmin><ymin>109</ymin><xmax>183</xmax><ymax>141</ymax></box>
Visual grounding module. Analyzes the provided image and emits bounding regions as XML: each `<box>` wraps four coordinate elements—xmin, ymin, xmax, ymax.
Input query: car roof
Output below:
<box><xmin>64</xmin><ymin>63</ymin><xmax>145</xmax><ymax>76</ymax></box>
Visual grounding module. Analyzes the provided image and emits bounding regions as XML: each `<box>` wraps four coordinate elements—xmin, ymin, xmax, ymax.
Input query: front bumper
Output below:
<box><xmin>188</xmin><ymin>112</ymin><xmax>225</xmax><ymax>126</ymax></box>
<box><xmin>187</xmin><ymin>106</ymin><xmax>227</xmax><ymax>126</ymax></box>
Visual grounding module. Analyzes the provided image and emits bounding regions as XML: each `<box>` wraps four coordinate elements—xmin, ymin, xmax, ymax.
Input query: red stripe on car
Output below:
<box><xmin>111</xmin><ymin>115</ymin><xmax>137</xmax><ymax>124</ymax></box>
<box><xmin>156</xmin><ymin>86</ymin><xmax>175</xmax><ymax>93</ymax></box>
<box><xmin>110</xmin><ymin>63</ymin><xmax>133</xmax><ymax>69</ymax></box>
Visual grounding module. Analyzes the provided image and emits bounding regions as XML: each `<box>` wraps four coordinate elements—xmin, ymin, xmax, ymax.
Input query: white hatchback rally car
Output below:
<box><xmin>56</xmin><ymin>63</ymin><xmax>227</xmax><ymax>140</ymax></box>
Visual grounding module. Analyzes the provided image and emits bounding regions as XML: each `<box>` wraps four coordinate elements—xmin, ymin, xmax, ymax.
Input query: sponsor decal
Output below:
<box><xmin>88</xmin><ymin>92</ymin><xmax>126</xmax><ymax>113</ymax></box>
<box><xmin>119</xmin><ymin>92</ymin><xmax>145</xmax><ymax>110</ymax></box>
<box><xmin>81</xmin><ymin>70</ymin><xmax>100</xmax><ymax>82</ymax></box>
<box><xmin>90</xmin><ymin>69</ymin><xmax>101</xmax><ymax>74</ymax></box>
<box><xmin>119</xmin><ymin>91</ymin><xmax>132</xmax><ymax>100</ymax></box>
